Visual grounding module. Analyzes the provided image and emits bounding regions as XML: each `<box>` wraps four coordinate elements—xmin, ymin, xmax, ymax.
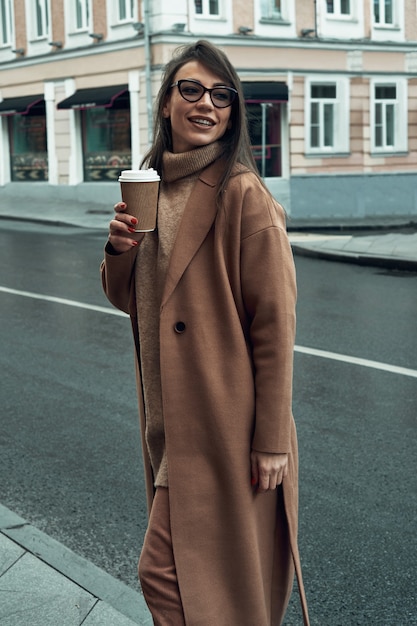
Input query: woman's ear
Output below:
<box><xmin>162</xmin><ymin>96</ymin><xmax>171</xmax><ymax>119</ymax></box>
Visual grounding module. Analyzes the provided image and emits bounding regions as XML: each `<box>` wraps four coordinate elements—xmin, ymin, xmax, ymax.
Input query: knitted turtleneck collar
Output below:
<box><xmin>162</xmin><ymin>141</ymin><xmax>224</xmax><ymax>183</ymax></box>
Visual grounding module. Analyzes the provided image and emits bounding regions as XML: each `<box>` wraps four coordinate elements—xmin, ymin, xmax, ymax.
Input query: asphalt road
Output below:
<box><xmin>0</xmin><ymin>220</ymin><xmax>416</xmax><ymax>626</ymax></box>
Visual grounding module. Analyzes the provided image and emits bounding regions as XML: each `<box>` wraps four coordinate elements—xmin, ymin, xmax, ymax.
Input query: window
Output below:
<box><xmin>0</xmin><ymin>0</ymin><xmax>13</xmax><ymax>45</ymax></box>
<box><xmin>118</xmin><ymin>0</ymin><xmax>134</xmax><ymax>21</ymax></box>
<box><xmin>74</xmin><ymin>0</ymin><xmax>90</xmax><ymax>30</ymax></box>
<box><xmin>306</xmin><ymin>78</ymin><xmax>349</xmax><ymax>154</ymax></box>
<box><xmin>261</xmin><ymin>0</ymin><xmax>282</xmax><ymax>20</ymax></box>
<box><xmin>371</xmin><ymin>80</ymin><xmax>406</xmax><ymax>152</ymax></box>
<box><xmin>81</xmin><ymin>108</ymin><xmax>131</xmax><ymax>181</ymax></box>
<box><xmin>374</xmin><ymin>0</ymin><xmax>393</xmax><ymax>25</ymax></box>
<box><xmin>374</xmin><ymin>86</ymin><xmax>395</xmax><ymax>147</ymax></box>
<box><xmin>247</xmin><ymin>102</ymin><xmax>283</xmax><ymax>177</ymax></box>
<box><xmin>7</xmin><ymin>106</ymin><xmax>48</xmax><ymax>181</ymax></box>
<box><xmin>34</xmin><ymin>0</ymin><xmax>49</xmax><ymax>38</ymax></box>
<box><xmin>326</xmin><ymin>0</ymin><xmax>351</xmax><ymax>16</ymax></box>
<box><xmin>194</xmin><ymin>0</ymin><xmax>219</xmax><ymax>17</ymax></box>
<box><xmin>310</xmin><ymin>84</ymin><xmax>336</xmax><ymax>149</ymax></box>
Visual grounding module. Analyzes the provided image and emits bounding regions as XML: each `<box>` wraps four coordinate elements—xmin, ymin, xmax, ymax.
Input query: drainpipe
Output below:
<box><xmin>143</xmin><ymin>0</ymin><xmax>153</xmax><ymax>145</ymax></box>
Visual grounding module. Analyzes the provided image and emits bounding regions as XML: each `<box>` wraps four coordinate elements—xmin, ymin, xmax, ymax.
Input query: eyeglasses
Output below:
<box><xmin>170</xmin><ymin>79</ymin><xmax>238</xmax><ymax>108</ymax></box>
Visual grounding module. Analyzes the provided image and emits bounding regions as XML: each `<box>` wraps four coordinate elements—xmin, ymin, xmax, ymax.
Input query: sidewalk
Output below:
<box><xmin>0</xmin><ymin>196</ymin><xmax>416</xmax><ymax>270</ymax></box>
<box><xmin>289</xmin><ymin>229</ymin><xmax>417</xmax><ymax>271</ymax></box>
<box><xmin>0</xmin><ymin>505</ymin><xmax>152</xmax><ymax>626</ymax></box>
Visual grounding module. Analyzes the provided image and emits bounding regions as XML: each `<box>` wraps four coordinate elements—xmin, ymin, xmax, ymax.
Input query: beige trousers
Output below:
<box><xmin>138</xmin><ymin>487</ymin><xmax>186</xmax><ymax>626</ymax></box>
<box><xmin>139</xmin><ymin>486</ymin><xmax>294</xmax><ymax>626</ymax></box>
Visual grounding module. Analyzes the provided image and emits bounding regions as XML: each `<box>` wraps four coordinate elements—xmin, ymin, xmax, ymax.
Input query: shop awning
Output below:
<box><xmin>0</xmin><ymin>95</ymin><xmax>45</xmax><ymax>116</ymax></box>
<box><xmin>242</xmin><ymin>82</ymin><xmax>288</xmax><ymax>102</ymax></box>
<box><xmin>57</xmin><ymin>85</ymin><xmax>129</xmax><ymax>110</ymax></box>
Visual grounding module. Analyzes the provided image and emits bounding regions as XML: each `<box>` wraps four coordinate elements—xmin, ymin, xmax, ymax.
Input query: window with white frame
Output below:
<box><xmin>371</xmin><ymin>80</ymin><xmax>407</xmax><ymax>152</ymax></box>
<box><xmin>0</xmin><ymin>0</ymin><xmax>13</xmax><ymax>45</ymax></box>
<box><xmin>118</xmin><ymin>0</ymin><xmax>134</xmax><ymax>21</ymax></box>
<box><xmin>194</xmin><ymin>0</ymin><xmax>220</xmax><ymax>17</ymax></box>
<box><xmin>310</xmin><ymin>84</ymin><xmax>336</xmax><ymax>149</ymax></box>
<box><xmin>74</xmin><ymin>0</ymin><xmax>90</xmax><ymax>30</ymax></box>
<box><xmin>261</xmin><ymin>0</ymin><xmax>282</xmax><ymax>20</ymax></box>
<box><xmin>373</xmin><ymin>0</ymin><xmax>393</xmax><ymax>25</ymax></box>
<box><xmin>326</xmin><ymin>0</ymin><xmax>351</xmax><ymax>16</ymax></box>
<box><xmin>306</xmin><ymin>78</ymin><xmax>349</xmax><ymax>154</ymax></box>
<box><xmin>33</xmin><ymin>0</ymin><xmax>49</xmax><ymax>38</ymax></box>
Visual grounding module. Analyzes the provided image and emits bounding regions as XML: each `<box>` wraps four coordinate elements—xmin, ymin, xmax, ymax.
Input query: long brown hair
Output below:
<box><xmin>141</xmin><ymin>40</ymin><xmax>262</xmax><ymax>205</ymax></box>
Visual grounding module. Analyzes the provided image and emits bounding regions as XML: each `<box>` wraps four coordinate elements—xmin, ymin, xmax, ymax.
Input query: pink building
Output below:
<box><xmin>0</xmin><ymin>0</ymin><xmax>416</xmax><ymax>222</ymax></box>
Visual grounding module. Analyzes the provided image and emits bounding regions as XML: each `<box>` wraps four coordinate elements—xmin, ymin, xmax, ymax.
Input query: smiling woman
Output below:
<box><xmin>101</xmin><ymin>39</ymin><xmax>310</xmax><ymax>626</ymax></box>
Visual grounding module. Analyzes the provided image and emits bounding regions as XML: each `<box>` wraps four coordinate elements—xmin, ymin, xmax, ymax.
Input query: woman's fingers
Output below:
<box><xmin>108</xmin><ymin>202</ymin><xmax>141</xmax><ymax>252</ymax></box>
<box><xmin>250</xmin><ymin>451</ymin><xmax>288</xmax><ymax>493</ymax></box>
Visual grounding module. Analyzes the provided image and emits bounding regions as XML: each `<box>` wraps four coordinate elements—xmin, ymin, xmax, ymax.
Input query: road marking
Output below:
<box><xmin>1</xmin><ymin>285</ymin><xmax>416</xmax><ymax>379</ymax></box>
<box><xmin>0</xmin><ymin>285</ymin><xmax>127</xmax><ymax>317</ymax></box>
<box><xmin>294</xmin><ymin>345</ymin><xmax>417</xmax><ymax>379</ymax></box>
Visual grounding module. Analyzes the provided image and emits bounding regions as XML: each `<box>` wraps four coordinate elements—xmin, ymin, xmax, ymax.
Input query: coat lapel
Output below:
<box><xmin>161</xmin><ymin>158</ymin><xmax>225</xmax><ymax>309</ymax></box>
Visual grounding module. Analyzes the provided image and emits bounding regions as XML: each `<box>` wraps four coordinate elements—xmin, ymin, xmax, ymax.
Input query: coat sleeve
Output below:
<box><xmin>100</xmin><ymin>243</ymin><xmax>138</xmax><ymax>314</ymax></box>
<box><xmin>239</xmin><ymin>184</ymin><xmax>297</xmax><ymax>454</ymax></box>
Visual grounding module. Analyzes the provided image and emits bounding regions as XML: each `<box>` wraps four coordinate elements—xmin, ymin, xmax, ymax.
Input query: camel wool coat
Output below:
<box><xmin>101</xmin><ymin>157</ymin><xmax>310</xmax><ymax>626</ymax></box>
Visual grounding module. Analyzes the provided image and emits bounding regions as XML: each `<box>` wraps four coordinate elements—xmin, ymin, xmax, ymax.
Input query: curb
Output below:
<box><xmin>291</xmin><ymin>243</ymin><xmax>417</xmax><ymax>272</ymax></box>
<box><xmin>0</xmin><ymin>504</ymin><xmax>152</xmax><ymax>625</ymax></box>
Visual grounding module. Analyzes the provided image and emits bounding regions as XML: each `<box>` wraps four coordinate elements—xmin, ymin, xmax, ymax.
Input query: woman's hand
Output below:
<box><xmin>108</xmin><ymin>202</ymin><xmax>144</xmax><ymax>253</ymax></box>
<box><xmin>250</xmin><ymin>451</ymin><xmax>288</xmax><ymax>493</ymax></box>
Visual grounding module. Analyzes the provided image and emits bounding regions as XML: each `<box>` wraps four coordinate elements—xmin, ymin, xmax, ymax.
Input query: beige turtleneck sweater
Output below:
<box><xmin>135</xmin><ymin>142</ymin><xmax>223</xmax><ymax>487</ymax></box>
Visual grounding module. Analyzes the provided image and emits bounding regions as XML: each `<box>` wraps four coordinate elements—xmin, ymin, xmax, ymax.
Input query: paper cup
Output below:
<box><xmin>119</xmin><ymin>169</ymin><xmax>160</xmax><ymax>233</ymax></box>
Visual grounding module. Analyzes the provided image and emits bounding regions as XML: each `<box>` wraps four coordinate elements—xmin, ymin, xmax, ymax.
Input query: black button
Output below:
<box><xmin>174</xmin><ymin>321</ymin><xmax>186</xmax><ymax>334</ymax></box>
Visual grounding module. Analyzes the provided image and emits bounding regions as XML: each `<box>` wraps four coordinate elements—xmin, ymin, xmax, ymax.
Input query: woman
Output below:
<box><xmin>101</xmin><ymin>40</ymin><xmax>310</xmax><ymax>626</ymax></box>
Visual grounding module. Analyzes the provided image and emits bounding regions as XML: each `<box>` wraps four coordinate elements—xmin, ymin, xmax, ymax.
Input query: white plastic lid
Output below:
<box><xmin>118</xmin><ymin>168</ymin><xmax>160</xmax><ymax>182</ymax></box>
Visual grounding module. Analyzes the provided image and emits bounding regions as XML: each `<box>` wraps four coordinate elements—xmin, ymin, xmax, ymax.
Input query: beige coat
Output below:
<box><xmin>101</xmin><ymin>159</ymin><xmax>310</xmax><ymax>625</ymax></box>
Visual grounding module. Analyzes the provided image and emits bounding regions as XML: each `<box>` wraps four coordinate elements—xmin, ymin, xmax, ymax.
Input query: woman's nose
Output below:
<box><xmin>196</xmin><ymin>92</ymin><xmax>213</xmax><ymax>108</ymax></box>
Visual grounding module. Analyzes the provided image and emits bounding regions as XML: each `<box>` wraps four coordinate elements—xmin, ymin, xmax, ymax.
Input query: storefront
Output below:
<box><xmin>242</xmin><ymin>82</ymin><xmax>288</xmax><ymax>179</ymax></box>
<box><xmin>0</xmin><ymin>95</ymin><xmax>48</xmax><ymax>181</ymax></box>
<box><xmin>57</xmin><ymin>85</ymin><xmax>131</xmax><ymax>182</ymax></box>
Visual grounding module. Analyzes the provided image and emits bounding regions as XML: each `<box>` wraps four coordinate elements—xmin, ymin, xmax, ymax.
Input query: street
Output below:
<box><xmin>0</xmin><ymin>219</ymin><xmax>416</xmax><ymax>625</ymax></box>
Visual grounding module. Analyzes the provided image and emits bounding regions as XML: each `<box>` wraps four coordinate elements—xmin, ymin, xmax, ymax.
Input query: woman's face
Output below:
<box><xmin>163</xmin><ymin>61</ymin><xmax>233</xmax><ymax>153</ymax></box>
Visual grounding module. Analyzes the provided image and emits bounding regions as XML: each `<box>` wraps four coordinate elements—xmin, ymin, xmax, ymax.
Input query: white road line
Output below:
<box><xmin>0</xmin><ymin>285</ymin><xmax>127</xmax><ymax>317</ymax></box>
<box><xmin>1</xmin><ymin>285</ymin><xmax>416</xmax><ymax>378</ymax></box>
<box><xmin>294</xmin><ymin>345</ymin><xmax>417</xmax><ymax>379</ymax></box>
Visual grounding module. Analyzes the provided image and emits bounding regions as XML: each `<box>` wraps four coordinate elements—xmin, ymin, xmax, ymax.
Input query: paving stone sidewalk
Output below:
<box><xmin>0</xmin><ymin>505</ymin><xmax>152</xmax><ymax>626</ymax></box>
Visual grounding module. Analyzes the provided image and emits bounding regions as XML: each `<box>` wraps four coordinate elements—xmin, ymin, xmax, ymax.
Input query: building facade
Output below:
<box><xmin>0</xmin><ymin>0</ymin><xmax>416</xmax><ymax>221</ymax></box>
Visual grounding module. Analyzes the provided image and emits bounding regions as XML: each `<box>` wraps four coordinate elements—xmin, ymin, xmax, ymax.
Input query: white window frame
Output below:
<box><xmin>24</xmin><ymin>0</ymin><xmax>51</xmax><ymax>55</ymax></box>
<box><xmin>106</xmin><ymin>0</ymin><xmax>137</xmax><ymax>40</ymax></box>
<box><xmin>73</xmin><ymin>0</ymin><xmax>90</xmax><ymax>31</ymax></box>
<box><xmin>0</xmin><ymin>0</ymin><xmax>13</xmax><ymax>46</ymax></box>
<box><xmin>305</xmin><ymin>76</ymin><xmax>350</xmax><ymax>155</ymax></box>
<box><xmin>260</xmin><ymin>0</ymin><xmax>285</xmax><ymax>21</ymax></box>
<box><xmin>193</xmin><ymin>0</ymin><xmax>220</xmax><ymax>18</ymax></box>
<box><xmin>117</xmin><ymin>0</ymin><xmax>135</xmax><ymax>22</ymax></box>
<box><xmin>370</xmin><ymin>78</ymin><xmax>407</xmax><ymax>154</ymax></box>
<box><xmin>33</xmin><ymin>0</ymin><xmax>50</xmax><ymax>39</ymax></box>
<box><xmin>189</xmin><ymin>0</ymin><xmax>232</xmax><ymax>35</ymax></box>
<box><xmin>318</xmin><ymin>0</ymin><xmax>364</xmax><ymax>39</ymax></box>
<box><xmin>326</xmin><ymin>0</ymin><xmax>352</xmax><ymax>18</ymax></box>
<box><xmin>373</xmin><ymin>0</ymin><xmax>394</xmax><ymax>26</ymax></box>
<box><xmin>256</xmin><ymin>0</ymin><xmax>295</xmax><ymax>36</ymax></box>
<box><xmin>64</xmin><ymin>0</ymin><xmax>92</xmax><ymax>48</ymax></box>
<box><xmin>371</xmin><ymin>0</ymin><xmax>404</xmax><ymax>41</ymax></box>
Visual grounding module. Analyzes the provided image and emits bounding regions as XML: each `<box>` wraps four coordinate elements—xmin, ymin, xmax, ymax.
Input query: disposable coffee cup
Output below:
<box><xmin>118</xmin><ymin>169</ymin><xmax>160</xmax><ymax>233</ymax></box>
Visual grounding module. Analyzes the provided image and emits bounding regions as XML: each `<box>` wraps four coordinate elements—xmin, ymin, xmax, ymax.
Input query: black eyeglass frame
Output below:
<box><xmin>170</xmin><ymin>79</ymin><xmax>238</xmax><ymax>108</ymax></box>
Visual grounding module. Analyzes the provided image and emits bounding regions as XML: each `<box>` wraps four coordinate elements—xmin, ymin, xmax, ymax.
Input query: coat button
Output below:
<box><xmin>174</xmin><ymin>321</ymin><xmax>186</xmax><ymax>334</ymax></box>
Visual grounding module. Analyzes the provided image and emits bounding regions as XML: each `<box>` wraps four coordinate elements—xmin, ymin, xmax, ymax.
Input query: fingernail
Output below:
<box><xmin>128</xmin><ymin>227</ymin><xmax>136</xmax><ymax>233</ymax></box>
<box><xmin>131</xmin><ymin>217</ymin><xmax>138</xmax><ymax>225</ymax></box>
<box><xmin>251</xmin><ymin>477</ymin><xmax>257</xmax><ymax>486</ymax></box>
